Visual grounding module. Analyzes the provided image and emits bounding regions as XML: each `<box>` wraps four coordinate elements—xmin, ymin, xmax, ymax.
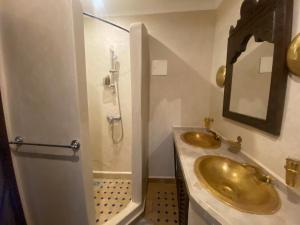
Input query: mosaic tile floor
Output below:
<box><xmin>140</xmin><ymin>181</ymin><xmax>179</xmax><ymax>225</ymax></box>
<box><xmin>93</xmin><ymin>178</ymin><xmax>132</xmax><ymax>224</ymax></box>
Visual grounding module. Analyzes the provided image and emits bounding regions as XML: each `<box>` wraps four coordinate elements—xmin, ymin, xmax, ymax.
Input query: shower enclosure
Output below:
<box><xmin>84</xmin><ymin>14</ymin><xmax>150</xmax><ymax>224</ymax></box>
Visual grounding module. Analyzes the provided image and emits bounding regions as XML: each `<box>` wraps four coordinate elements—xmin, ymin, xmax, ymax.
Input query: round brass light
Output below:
<box><xmin>216</xmin><ymin>65</ymin><xmax>226</xmax><ymax>87</ymax></box>
<box><xmin>287</xmin><ymin>33</ymin><xmax>300</xmax><ymax>77</ymax></box>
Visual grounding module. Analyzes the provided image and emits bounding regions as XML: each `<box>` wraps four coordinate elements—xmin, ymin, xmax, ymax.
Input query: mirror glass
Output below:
<box><xmin>229</xmin><ymin>37</ymin><xmax>274</xmax><ymax>119</ymax></box>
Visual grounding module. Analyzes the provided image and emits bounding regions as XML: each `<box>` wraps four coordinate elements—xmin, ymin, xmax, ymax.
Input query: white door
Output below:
<box><xmin>0</xmin><ymin>1</ymin><xmax>94</xmax><ymax>225</ymax></box>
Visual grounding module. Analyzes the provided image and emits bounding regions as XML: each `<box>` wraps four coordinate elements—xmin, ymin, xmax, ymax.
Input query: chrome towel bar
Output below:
<box><xmin>9</xmin><ymin>136</ymin><xmax>80</xmax><ymax>152</ymax></box>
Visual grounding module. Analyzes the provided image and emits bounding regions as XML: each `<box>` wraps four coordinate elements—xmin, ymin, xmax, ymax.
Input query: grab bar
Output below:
<box><xmin>9</xmin><ymin>136</ymin><xmax>80</xmax><ymax>152</ymax></box>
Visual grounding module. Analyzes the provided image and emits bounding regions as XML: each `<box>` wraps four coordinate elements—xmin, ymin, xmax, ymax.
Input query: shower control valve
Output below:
<box><xmin>107</xmin><ymin>115</ymin><xmax>121</xmax><ymax>124</ymax></box>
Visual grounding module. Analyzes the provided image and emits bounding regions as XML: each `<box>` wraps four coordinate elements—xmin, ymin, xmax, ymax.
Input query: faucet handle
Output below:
<box><xmin>263</xmin><ymin>175</ymin><xmax>273</xmax><ymax>184</ymax></box>
<box><xmin>227</xmin><ymin>136</ymin><xmax>242</xmax><ymax>153</ymax></box>
<box><xmin>204</xmin><ymin>117</ymin><xmax>214</xmax><ymax>129</ymax></box>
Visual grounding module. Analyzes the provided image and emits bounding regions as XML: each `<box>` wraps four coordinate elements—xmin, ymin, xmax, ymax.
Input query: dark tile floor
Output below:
<box><xmin>136</xmin><ymin>180</ymin><xmax>179</xmax><ymax>225</ymax></box>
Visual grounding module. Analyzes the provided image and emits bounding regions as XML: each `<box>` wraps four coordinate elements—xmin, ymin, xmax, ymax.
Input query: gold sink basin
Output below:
<box><xmin>181</xmin><ymin>131</ymin><xmax>221</xmax><ymax>149</ymax></box>
<box><xmin>194</xmin><ymin>155</ymin><xmax>280</xmax><ymax>214</ymax></box>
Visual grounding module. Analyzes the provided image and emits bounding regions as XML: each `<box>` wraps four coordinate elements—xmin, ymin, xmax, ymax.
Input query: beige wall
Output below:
<box><xmin>84</xmin><ymin>16</ymin><xmax>132</xmax><ymax>172</ymax></box>
<box><xmin>130</xmin><ymin>23</ymin><xmax>150</xmax><ymax>203</ymax></box>
<box><xmin>108</xmin><ymin>11</ymin><xmax>216</xmax><ymax>177</ymax></box>
<box><xmin>0</xmin><ymin>0</ymin><xmax>94</xmax><ymax>224</ymax></box>
<box><xmin>209</xmin><ymin>0</ymin><xmax>300</xmax><ymax>187</ymax></box>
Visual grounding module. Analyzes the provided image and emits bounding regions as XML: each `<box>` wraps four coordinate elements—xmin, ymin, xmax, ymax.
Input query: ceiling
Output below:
<box><xmin>80</xmin><ymin>0</ymin><xmax>223</xmax><ymax>17</ymax></box>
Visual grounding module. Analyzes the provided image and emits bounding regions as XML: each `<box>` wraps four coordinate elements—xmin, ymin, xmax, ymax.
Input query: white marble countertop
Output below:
<box><xmin>173</xmin><ymin>127</ymin><xmax>300</xmax><ymax>225</ymax></box>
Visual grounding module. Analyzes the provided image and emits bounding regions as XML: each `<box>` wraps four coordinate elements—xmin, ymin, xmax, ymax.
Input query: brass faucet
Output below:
<box><xmin>204</xmin><ymin>117</ymin><xmax>214</xmax><ymax>130</ymax></box>
<box><xmin>207</xmin><ymin>130</ymin><xmax>221</xmax><ymax>141</ymax></box>
<box><xmin>285</xmin><ymin>158</ymin><xmax>300</xmax><ymax>187</ymax></box>
<box><xmin>203</xmin><ymin>117</ymin><xmax>242</xmax><ymax>153</ymax></box>
<box><xmin>243</xmin><ymin>164</ymin><xmax>272</xmax><ymax>184</ymax></box>
<box><xmin>203</xmin><ymin>117</ymin><xmax>221</xmax><ymax>141</ymax></box>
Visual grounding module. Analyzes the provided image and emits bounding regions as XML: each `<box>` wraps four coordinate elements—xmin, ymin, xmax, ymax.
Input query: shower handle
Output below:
<box><xmin>107</xmin><ymin>115</ymin><xmax>121</xmax><ymax>124</ymax></box>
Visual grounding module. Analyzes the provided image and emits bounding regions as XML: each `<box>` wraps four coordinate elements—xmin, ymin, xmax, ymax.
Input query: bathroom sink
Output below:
<box><xmin>181</xmin><ymin>131</ymin><xmax>221</xmax><ymax>149</ymax></box>
<box><xmin>194</xmin><ymin>155</ymin><xmax>280</xmax><ymax>214</ymax></box>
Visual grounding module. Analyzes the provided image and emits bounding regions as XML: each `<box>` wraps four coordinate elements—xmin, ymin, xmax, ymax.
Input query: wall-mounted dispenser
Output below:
<box><xmin>103</xmin><ymin>75</ymin><xmax>111</xmax><ymax>86</ymax></box>
<box><xmin>285</xmin><ymin>158</ymin><xmax>300</xmax><ymax>187</ymax></box>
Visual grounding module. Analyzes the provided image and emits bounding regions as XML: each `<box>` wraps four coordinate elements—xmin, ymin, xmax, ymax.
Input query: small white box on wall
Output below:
<box><xmin>151</xmin><ymin>60</ymin><xmax>168</xmax><ymax>76</ymax></box>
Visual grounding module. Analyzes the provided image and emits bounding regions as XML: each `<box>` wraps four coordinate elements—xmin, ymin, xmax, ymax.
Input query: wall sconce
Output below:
<box><xmin>216</xmin><ymin>65</ymin><xmax>226</xmax><ymax>88</ymax></box>
<box><xmin>287</xmin><ymin>34</ymin><xmax>300</xmax><ymax>77</ymax></box>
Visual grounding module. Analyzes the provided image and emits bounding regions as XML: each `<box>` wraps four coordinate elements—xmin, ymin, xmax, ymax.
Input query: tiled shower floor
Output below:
<box><xmin>93</xmin><ymin>178</ymin><xmax>132</xmax><ymax>224</ymax></box>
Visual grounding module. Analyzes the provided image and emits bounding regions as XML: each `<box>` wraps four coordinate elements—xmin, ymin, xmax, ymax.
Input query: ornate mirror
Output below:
<box><xmin>223</xmin><ymin>0</ymin><xmax>293</xmax><ymax>135</ymax></box>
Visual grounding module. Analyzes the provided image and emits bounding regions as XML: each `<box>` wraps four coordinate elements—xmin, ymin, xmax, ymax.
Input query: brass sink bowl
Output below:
<box><xmin>194</xmin><ymin>155</ymin><xmax>280</xmax><ymax>214</ymax></box>
<box><xmin>181</xmin><ymin>131</ymin><xmax>221</xmax><ymax>149</ymax></box>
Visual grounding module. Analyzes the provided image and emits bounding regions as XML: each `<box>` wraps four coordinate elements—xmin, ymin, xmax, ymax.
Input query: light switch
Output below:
<box><xmin>259</xmin><ymin>56</ymin><xmax>273</xmax><ymax>73</ymax></box>
<box><xmin>151</xmin><ymin>60</ymin><xmax>168</xmax><ymax>76</ymax></box>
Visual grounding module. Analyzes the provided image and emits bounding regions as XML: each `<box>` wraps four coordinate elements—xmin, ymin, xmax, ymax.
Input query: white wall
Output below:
<box><xmin>209</xmin><ymin>0</ymin><xmax>300</xmax><ymax>187</ymax></box>
<box><xmin>0</xmin><ymin>0</ymin><xmax>94</xmax><ymax>224</ymax></box>
<box><xmin>130</xmin><ymin>23</ymin><xmax>150</xmax><ymax>203</ymax></box>
<box><xmin>107</xmin><ymin>11</ymin><xmax>216</xmax><ymax>177</ymax></box>
<box><xmin>84</xmin><ymin>16</ymin><xmax>132</xmax><ymax>173</ymax></box>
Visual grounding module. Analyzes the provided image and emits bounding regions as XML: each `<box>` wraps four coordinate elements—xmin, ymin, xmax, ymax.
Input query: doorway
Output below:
<box><xmin>0</xmin><ymin>92</ymin><xmax>26</xmax><ymax>225</ymax></box>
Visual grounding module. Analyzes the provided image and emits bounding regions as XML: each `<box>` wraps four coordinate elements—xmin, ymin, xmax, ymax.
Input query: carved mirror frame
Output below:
<box><xmin>223</xmin><ymin>0</ymin><xmax>293</xmax><ymax>135</ymax></box>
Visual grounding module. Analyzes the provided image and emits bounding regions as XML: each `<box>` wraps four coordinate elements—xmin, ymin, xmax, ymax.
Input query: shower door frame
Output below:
<box><xmin>81</xmin><ymin>6</ymin><xmax>149</xmax><ymax>224</ymax></box>
<box><xmin>85</xmin><ymin>22</ymin><xmax>149</xmax><ymax>225</ymax></box>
